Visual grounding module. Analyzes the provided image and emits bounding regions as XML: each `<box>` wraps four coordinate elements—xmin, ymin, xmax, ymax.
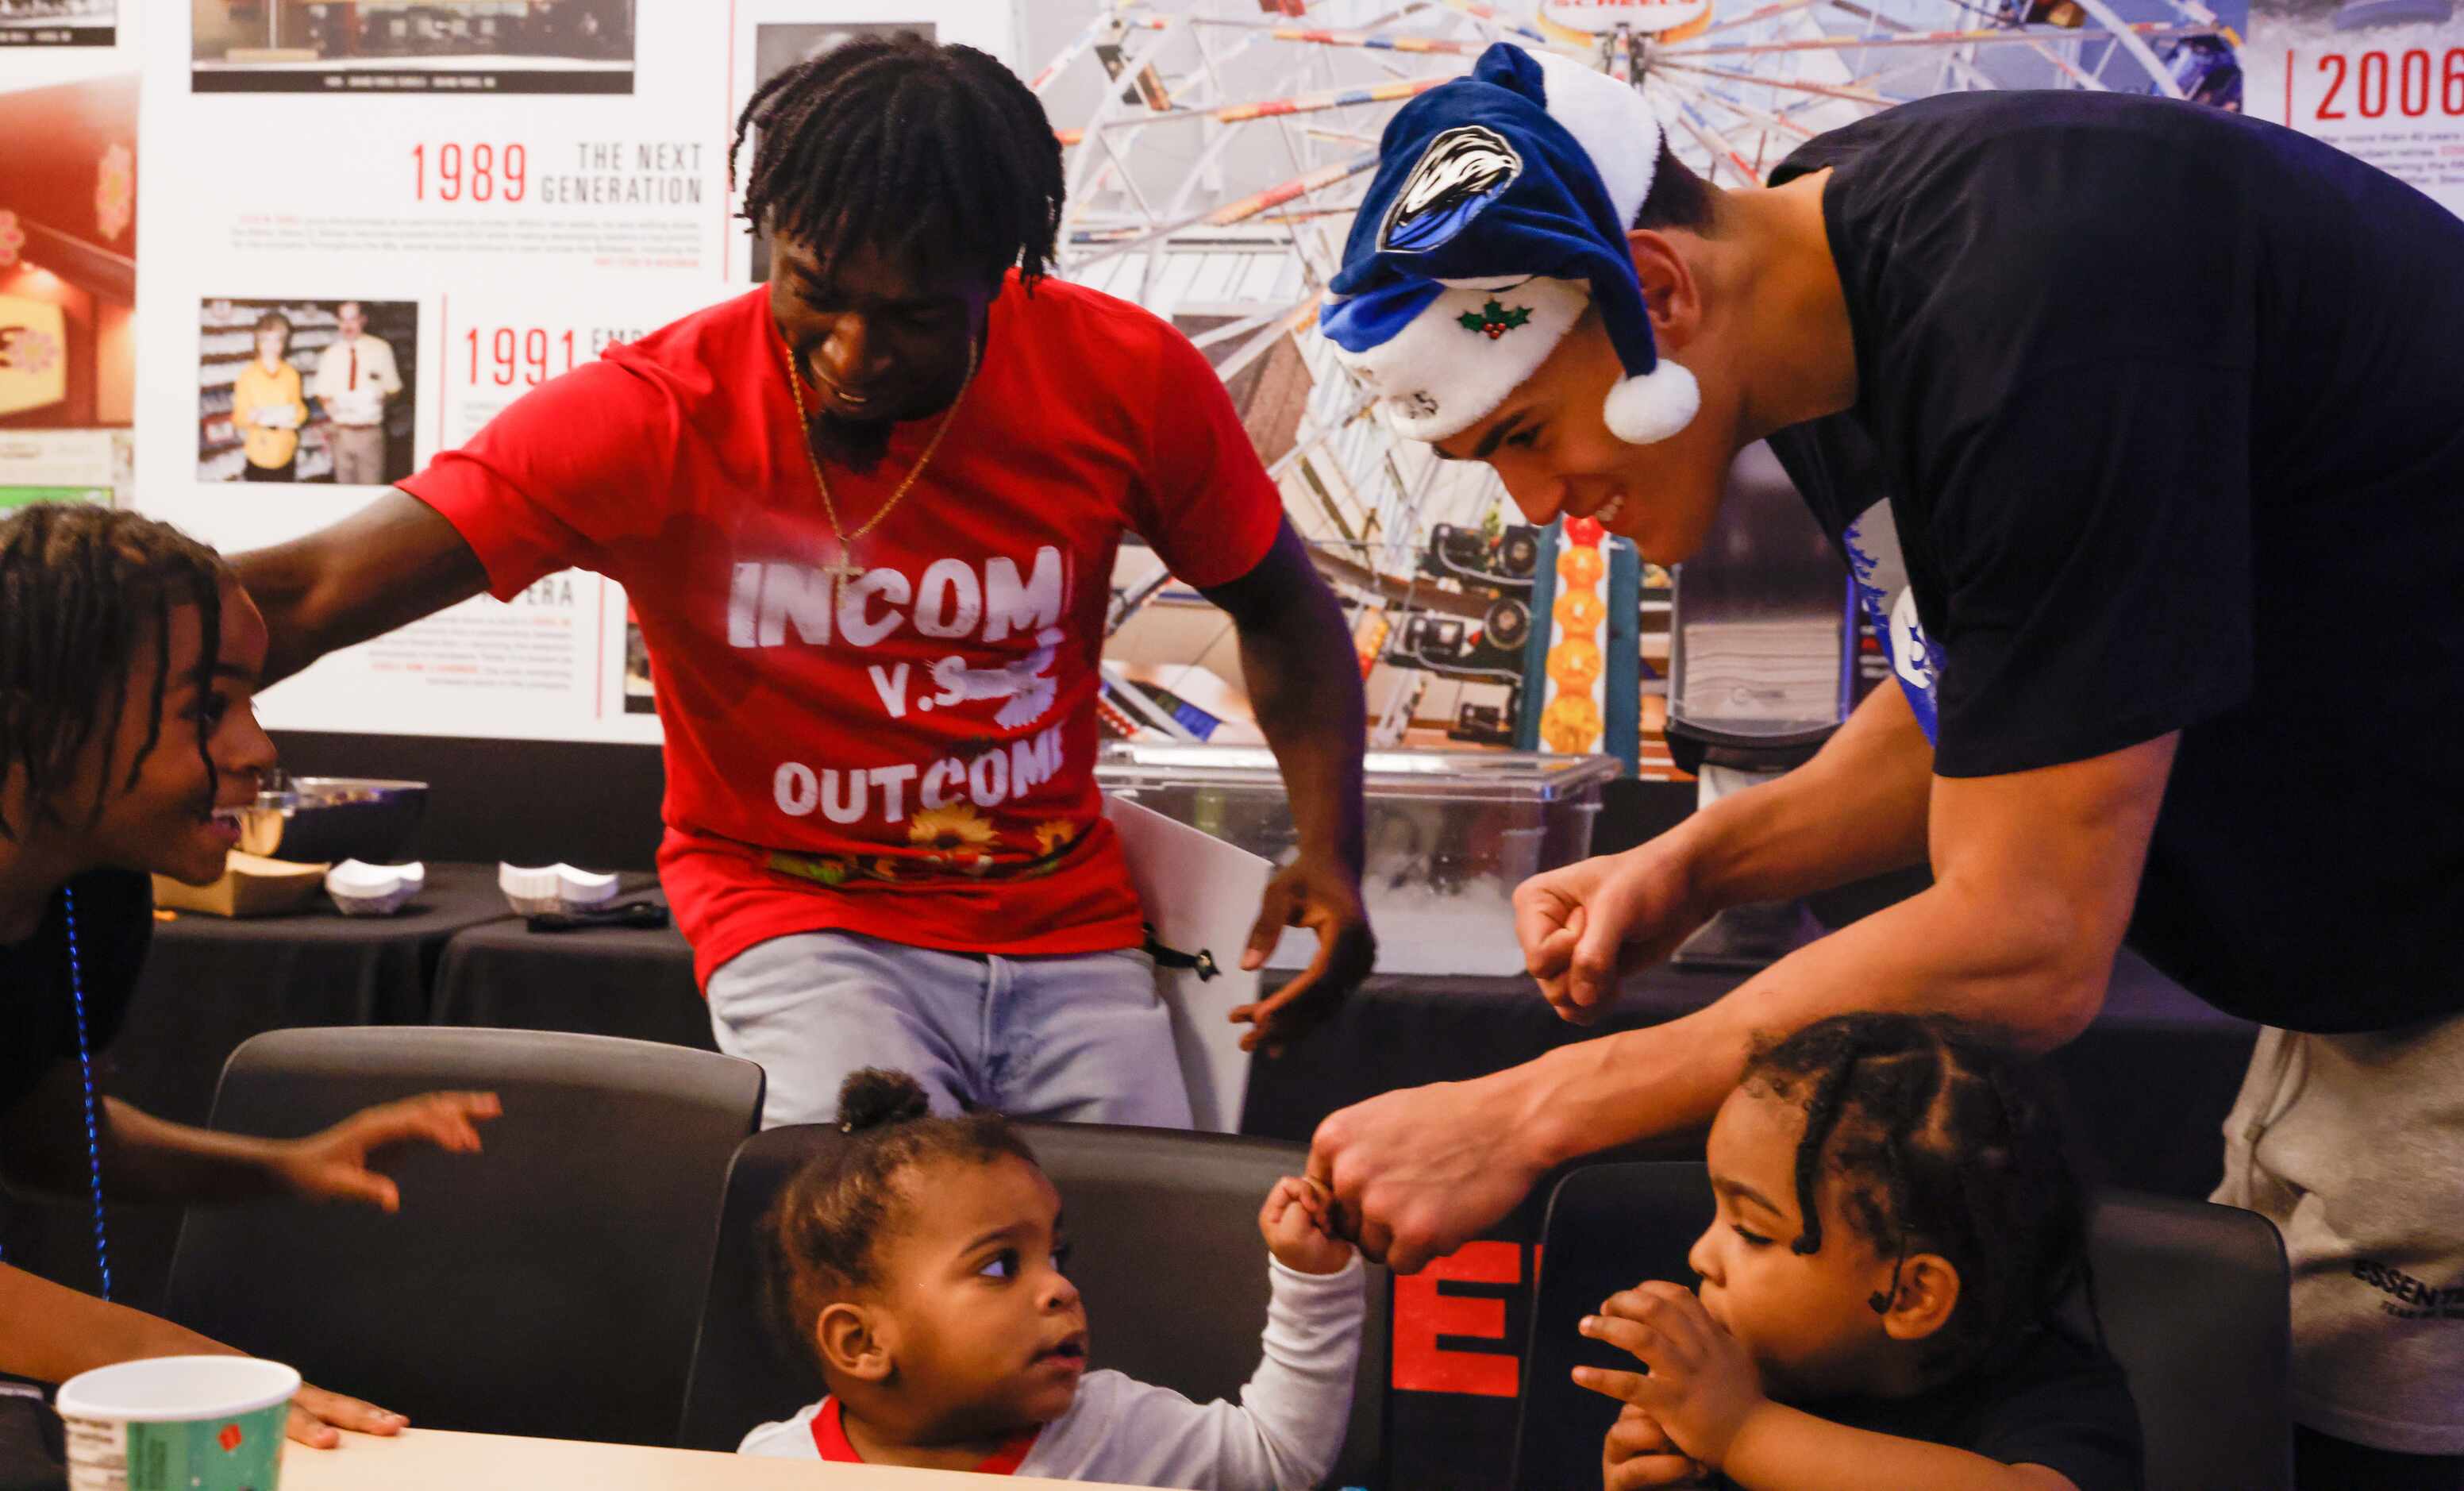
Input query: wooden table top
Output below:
<box><xmin>280</xmin><ymin>1427</ymin><xmax>1156</xmax><ymax>1489</ymax></box>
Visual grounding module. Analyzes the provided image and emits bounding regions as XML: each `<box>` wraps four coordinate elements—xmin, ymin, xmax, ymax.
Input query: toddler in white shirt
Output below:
<box><xmin>738</xmin><ymin>1069</ymin><xmax>1364</xmax><ymax>1487</ymax></box>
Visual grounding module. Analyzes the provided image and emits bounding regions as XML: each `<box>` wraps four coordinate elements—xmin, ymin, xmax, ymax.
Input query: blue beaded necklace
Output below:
<box><xmin>0</xmin><ymin>885</ymin><xmax>114</xmax><ymax>1299</ymax></box>
<box><xmin>61</xmin><ymin>886</ymin><xmax>114</xmax><ymax>1298</ymax></box>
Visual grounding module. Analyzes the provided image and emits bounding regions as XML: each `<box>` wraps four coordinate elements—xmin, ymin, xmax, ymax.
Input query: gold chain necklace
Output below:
<box><xmin>780</xmin><ymin>335</ymin><xmax>979</xmax><ymax>580</ymax></box>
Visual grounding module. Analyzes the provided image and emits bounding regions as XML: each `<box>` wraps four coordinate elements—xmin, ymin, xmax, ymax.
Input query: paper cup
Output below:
<box><xmin>56</xmin><ymin>1356</ymin><xmax>298</xmax><ymax>1491</ymax></box>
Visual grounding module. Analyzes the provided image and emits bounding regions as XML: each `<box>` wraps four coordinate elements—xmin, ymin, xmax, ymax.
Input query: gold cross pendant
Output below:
<box><xmin>822</xmin><ymin>551</ymin><xmax>864</xmax><ymax>586</ymax></box>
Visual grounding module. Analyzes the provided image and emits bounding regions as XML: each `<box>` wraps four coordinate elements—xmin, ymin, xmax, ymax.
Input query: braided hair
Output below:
<box><xmin>0</xmin><ymin>504</ymin><xmax>232</xmax><ymax>841</ymax></box>
<box><xmin>730</xmin><ymin>33</ymin><xmax>1065</xmax><ymax>292</ymax></box>
<box><xmin>1743</xmin><ymin>1012</ymin><xmax>2099</xmax><ymax>1377</ymax></box>
<box><xmin>767</xmin><ymin>1069</ymin><xmax>1041</xmax><ymax>1362</ymax></box>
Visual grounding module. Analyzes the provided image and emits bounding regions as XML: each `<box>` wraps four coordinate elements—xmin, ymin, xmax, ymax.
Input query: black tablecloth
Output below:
<box><xmin>413</xmin><ymin>901</ymin><xmax>2257</xmax><ymax>1202</ymax></box>
<box><xmin>6</xmin><ymin>864</ymin><xmax>522</xmax><ymax>1314</ymax></box>
<box><xmin>117</xmin><ymin>862</ymin><xmax>517</xmax><ymax>1124</ymax></box>
<box><xmin>429</xmin><ymin>886</ymin><xmax>711</xmax><ymax>1054</ymax></box>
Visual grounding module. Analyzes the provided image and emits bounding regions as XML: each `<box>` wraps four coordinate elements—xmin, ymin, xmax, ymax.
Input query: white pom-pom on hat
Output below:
<box><xmin>1602</xmin><ymin>360</ymin><xmax>1700</xmax><ymax>445</ymax></box>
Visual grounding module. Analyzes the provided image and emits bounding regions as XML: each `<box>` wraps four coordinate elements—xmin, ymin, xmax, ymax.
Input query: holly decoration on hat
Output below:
<box><xmin>1458</xmin><ymin>299</ymin><xmax>1533</xmax><ymax>340</ymax></box>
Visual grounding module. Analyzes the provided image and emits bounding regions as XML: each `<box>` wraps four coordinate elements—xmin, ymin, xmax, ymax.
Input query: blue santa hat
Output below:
<box><xmin>1319</xmin><ymin>44</ymin><xmax>1698</xmax><ymax>446</ymax></box>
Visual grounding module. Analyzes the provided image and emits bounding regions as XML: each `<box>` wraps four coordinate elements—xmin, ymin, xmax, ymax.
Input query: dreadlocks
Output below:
<box><xmin>0</xmin><ymin>504</ymin><xmax>231</xmax><ymax>841</ymax></box>
<box><xmin>730</xmin><ymin>33</ymin><xmax>1065</xmax><ymax>291</ymax></box>
<box><xmin>1744</xmin><ymin>1012</ymin><xmax>2100</xmax><ymax>1377</ymax></box>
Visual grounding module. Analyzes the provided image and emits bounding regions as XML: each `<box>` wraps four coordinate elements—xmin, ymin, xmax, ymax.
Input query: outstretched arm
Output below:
<box><xmin>1519</xmin><ymin>680</ymin><xmax>1936</xmax><ymax>1023</ymax></box>
<box><xmin>0</xmin><ymin>1259</ymin><xmax>414</xmax><ymax>1448</ymax></box>
<box><xmin>1311</xmin><ymin>729</ymin><xmax>2176</xmax><ymax>1270</ymax></box>
<box><xmin>2</xmin><ymin>1067</ymin><xmax>497</xmax><ymax>1209</ymax></box>
<box><xmin>1076</xmin><ymin>1246</ymin><xmax>1366</xmax><ymax>1490</ymax></box>
<box><xmin>233</xmin><ymin>491</ymin><xmax>490</xmax><ymax>685</ymax></box>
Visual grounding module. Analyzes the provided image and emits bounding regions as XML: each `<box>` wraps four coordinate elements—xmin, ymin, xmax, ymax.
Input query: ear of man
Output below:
<box><xmin>1624</xmin><ymin>229</ymin><xmax>1706</xmax><ymax>360</ymax></box>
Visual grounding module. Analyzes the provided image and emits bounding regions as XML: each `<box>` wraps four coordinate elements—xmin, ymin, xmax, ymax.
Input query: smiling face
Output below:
<box><xmin>1684</xmin><ymin>1085</ymin><xmax>1955</xmax><ymax>1401</ymax></box>
<box><xmin>1430</xmin><ymin>302</ymin><xmax>1741</xmax><ymax>566</ymax></box>
<box><xmin>254</xmin><ymin>324</ymin><xmax>289</xmax><ymax>368</ymax></box>
<box><xmin>768</xmin><ymin>237</ymin><xmax>997</xmax><ymax>466</ymax></box>
<box><xmin>67</xmin><ymin>581</ymin><xmax>277</xmax><ymax>886</ymax></box>
<box><xmin>837</xmin><ymin>1153</ymin><xmax>1088</xmax><ymax>1439</ymax></box>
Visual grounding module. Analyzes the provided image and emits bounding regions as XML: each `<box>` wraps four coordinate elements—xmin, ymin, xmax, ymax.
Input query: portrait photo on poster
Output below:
<box><xmin>624</xmin><ymin>610</ymin><xmax>656</xmax><ymax>715</ymax></box>
<box><xmin>198</xmin><ymin>297</ymin><xmax>418</xmax><ymax>487</ymax></box>
<box><xmin>745</xmin><ymin>21</ymin><xmax>937</xmax><ymax>282</ymax></box>
<box><xmin>0</xmin><ymin>67</ymin><xmax>135</xmax><ymax>507</ymax></box>
<box><xmin>192</xmin><ymin>0</ymin><xmax>634</xmax><ymax>94</ymax></box>
<box><xmin>0</xmin><ymin>0</ymin><xmax>114</xmax><ymax>48</ymax></box>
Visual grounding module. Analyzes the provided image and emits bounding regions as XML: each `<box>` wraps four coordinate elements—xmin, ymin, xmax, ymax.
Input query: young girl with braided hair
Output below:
<box><xmin>739</xmin><ymin>1068</ymin><xmax>1365</xmax><ymax>1486</ymax></box>
<box><xmin>1580</xmin><ymin>1012</ymin><xmax>2143</xmax><ymax>1491</ymax></box>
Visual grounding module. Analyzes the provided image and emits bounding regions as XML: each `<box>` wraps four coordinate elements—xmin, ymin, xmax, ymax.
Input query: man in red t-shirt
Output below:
<box><xmin>237</xmin><ymin>36</ymin><xmax>1373</xmax><ymax>1127</ymax></box>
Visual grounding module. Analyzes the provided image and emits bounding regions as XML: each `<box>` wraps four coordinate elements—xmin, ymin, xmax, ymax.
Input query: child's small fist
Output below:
<box><xmin>1603</xmin><ymin>1404</ymin><xmax>1714</xmax><ymax>1489</ymax></box>
<box><xmin>1260</xmin><ymin>1176</ymin><xmax>1354</xmax><ymax>1274</ymax></box>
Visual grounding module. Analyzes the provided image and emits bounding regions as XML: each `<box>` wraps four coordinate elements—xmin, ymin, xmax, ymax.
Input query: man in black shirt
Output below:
<box><xmin>1307</xmin><ymin>47</ymin><xmax>2464</xmax><ymax>1479</ymax></box>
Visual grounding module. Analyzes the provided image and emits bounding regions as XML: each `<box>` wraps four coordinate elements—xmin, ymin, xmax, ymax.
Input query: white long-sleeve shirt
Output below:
<box><xmin>310</xmin><ymin>332</ymin><xmax>401</xmax><ymax>426</ymax></box>
<box><xmin>740</xmin><ymin>1256</ymin><xmax>1365</xmax><ymax>1489</ymax></box>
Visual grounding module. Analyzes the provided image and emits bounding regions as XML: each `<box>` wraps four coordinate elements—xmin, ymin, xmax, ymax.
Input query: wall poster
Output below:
<box><xmin>0</xmin><ymin>27</ymin><xmax>134</xmax><ymax>507</ymax></box>
<box><xmin>2248</xmin><ymin>0</ymin><xmax>2464</xmax><ymax>214</ymax></box>
<box><xmin>20</xmin><ymin>2</ymin><xmax>1009</xmax><ymax>746</ymax></box>
<box><xmin>5</xmin><ymin>1</ymin><xmax>2437</xmax><ymax>746</ymax></box>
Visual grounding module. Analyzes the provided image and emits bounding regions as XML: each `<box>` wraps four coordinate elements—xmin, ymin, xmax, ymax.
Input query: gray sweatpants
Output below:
<box><xmin>2212</xmin><ymin>1011</ymin><xmax>2464</xmax><ymax>1454</ymax></box>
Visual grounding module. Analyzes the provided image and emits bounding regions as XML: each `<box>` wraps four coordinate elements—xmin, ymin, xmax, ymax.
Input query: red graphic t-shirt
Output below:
<box><xmin>402</xmin><ymin>279</ymin><xmax>1283</xmax><ymax>984</ymax></box>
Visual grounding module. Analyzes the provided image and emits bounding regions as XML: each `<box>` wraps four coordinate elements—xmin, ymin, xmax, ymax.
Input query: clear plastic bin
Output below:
<box><xmin>1096</xmin><ymin>744</ymin><xmax>1621</xmax><ymax>976</ymax></box>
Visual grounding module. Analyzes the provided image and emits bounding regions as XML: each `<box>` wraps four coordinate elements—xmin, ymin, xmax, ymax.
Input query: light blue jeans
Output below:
<box><xmin>705</xmin><ymin>930</ymin><xmax>1193</xmax><ymax>1131</ymax></box>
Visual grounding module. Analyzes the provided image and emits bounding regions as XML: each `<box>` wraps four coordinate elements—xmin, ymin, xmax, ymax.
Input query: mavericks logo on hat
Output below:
<box><xmin>1380</xmin><ymin>125</ymin><xmax>1522</xmax><ymax>255</ymax></box>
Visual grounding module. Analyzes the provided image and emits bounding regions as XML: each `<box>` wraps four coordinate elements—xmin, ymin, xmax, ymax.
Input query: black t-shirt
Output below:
<box><xmin>1763</xmin><ymin>1327</ymin><xmax>2144</xmax><ymax>1491</ymax></box>
<box><xmin>1</xmin><ymin>869</ymin><xmax>148</xmax><ymax>1124</ymax></box>
<box><xmin>1765</xmin><ymin>94</ymin><xmax>2464</xmax><ymax>1034</ymax></box>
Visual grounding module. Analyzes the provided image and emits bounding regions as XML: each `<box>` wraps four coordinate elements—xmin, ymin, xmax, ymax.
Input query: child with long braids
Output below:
<box><xmin>739</xmin><ymin>1068</ymin><xmax>1365</xmax><ymax>1486</ymax></box>
<box><xmin>0</xmin><ymin>503</ymin><xmax>496</xmax><ymax>1451</ymax></box>
<box><xmin>1578</xmin><ymin>1013</ymin><xmax>2143</xmax><ymax>1491</ymax></box>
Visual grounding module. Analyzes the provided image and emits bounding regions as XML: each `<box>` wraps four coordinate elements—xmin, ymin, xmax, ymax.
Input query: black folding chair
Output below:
<box><xmin>1511</xmin><ymin>1162</ymin><xmax>2289</xmax><ymax>1491</ymax></box>
<box><xmin>164</xmin><ymin>1027</ymin><xmax>764</xmax><ymax>1447</ymax></box>
<box><xmin>680</xmin><ymin>1121</ymin><xmax>1390</xmax><ymax>1487</ymax></box>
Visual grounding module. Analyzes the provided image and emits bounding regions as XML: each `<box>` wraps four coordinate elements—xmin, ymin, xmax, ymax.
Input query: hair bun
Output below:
<box><xmin>836</xmin><ymin>1069</ymin><xmax>931</xmax><ymax>1133</ymax></box>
